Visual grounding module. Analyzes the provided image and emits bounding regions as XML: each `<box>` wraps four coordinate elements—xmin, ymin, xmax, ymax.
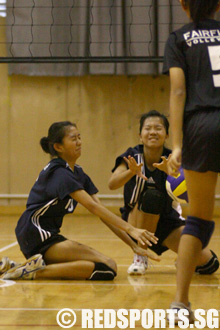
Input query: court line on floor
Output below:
<box><xmin>0</xmin><ymin>242</ymin><xmax>18</xmax><ymax>253</ymax></box>
<box><xmin>3</xmin><ymin>282</ymin><xmax>219</xmax><ymax>287</ymax></box>
<box><xmin>0</xmin><ymin>242</ymin><xmax>217</xmax><ymax>272</ymax></box>
<box><xmin>0</xmin><ymin>280</ymin><xmax>16</xmax><ymax>288</ymax></box>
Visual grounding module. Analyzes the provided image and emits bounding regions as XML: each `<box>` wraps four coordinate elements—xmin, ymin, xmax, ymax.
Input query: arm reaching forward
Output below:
<box><xmin>70</xmin><ymin>189</ymin><xmax>158</xmax><ymax>248</ymax></box>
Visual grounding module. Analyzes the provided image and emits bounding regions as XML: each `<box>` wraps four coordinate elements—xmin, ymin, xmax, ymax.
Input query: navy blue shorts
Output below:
<box><xmin>149</xmin><ymin>215</ymin><xmax>185</xmax><ymax>255</ymax></box>
<box><xmin>121</xmin><ymin>207</ymin><xmax>185</xmax><ymax>255</ymax></box>
<box><xmin>182</xmin><ymin>109</ymin><xmax>220</xmax><ymax>172</ymax></box>
<box><xmin>22</xmin><ymin>234</ymin><xmax>67</xmax><ymax>259</ymax></box>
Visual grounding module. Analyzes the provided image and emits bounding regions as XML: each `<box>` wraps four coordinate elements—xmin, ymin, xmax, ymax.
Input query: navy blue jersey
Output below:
<box><xmin>16</xmin><ymin>157</ymin><xmax>98</xmax><ymax>255</ymax></box>
<box><xmin>112</xmin><ymin>145</ymin><xmax>181</xmax><ymax>219</ymax></box>
<box><xmin>163</xmin><ymin>19</ymin><xmax>220</xmax><ymax>113</ymax></box>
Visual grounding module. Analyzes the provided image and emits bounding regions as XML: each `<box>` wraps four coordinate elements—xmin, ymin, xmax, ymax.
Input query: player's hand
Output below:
<box><xmin>153</xmin><ymin>154</ymin><xmax>171</xmax><ymax>174</ymax></box>
<box><xmin>123</xmin><ymin>156</ymin><xmax>148</xmax><ymax>181</ymax></box>
<box><xmin>132</xmin><ymin>245</ymin><xmax>161</xmax><ymax>262</ymax></box>
<box><xmin>167</xmin><ymin>148</ymin><xmax>181</xmax><ymax>176</ymax></box>
<box><xmin>128</xmin><ymin>226</ymin><xmax>158</xmax><ymax>247</ymax></box>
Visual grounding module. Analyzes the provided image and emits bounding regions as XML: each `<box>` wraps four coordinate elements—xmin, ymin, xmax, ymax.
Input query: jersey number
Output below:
<box><xmin>208</xmin><ymin>45</ymin><xmax>220</xmax><ymax>87</ymax></box>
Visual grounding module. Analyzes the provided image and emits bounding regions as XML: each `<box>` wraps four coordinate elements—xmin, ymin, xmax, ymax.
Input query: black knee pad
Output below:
<box><xmin>138</xmin><ymin>188</ymin><xmax>166</xmax><ymax>215</ymax></box>
<box><xmin>182</xmin><ymin>216</ymin><xmax>215</xmax><ymax>249</ymax></box>
<box><xmin>88</xmin><ymin>262</ymin><xmax>117</xmax><ymax>281</ymax></box>
<box><xmin>195</xmin><ymin>250</ymin><xmax>219</xmax><ymax>275</ymax></box>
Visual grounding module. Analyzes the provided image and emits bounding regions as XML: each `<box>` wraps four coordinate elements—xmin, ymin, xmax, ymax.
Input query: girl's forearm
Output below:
<box><xmin>100</xmin><ymin>219</ymin><xmax>136</xmax><ymax>249</ymax></box>
<box><xmin>109</xmin><ymin>169</ymin><xmax>135</xmax><ymax>190</ymax></box>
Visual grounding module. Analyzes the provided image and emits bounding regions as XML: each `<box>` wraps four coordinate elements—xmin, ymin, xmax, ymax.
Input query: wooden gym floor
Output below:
<box><xmin>0</xmin><ymin>212</ymin><xmax>220</xmax><ymax>330</ymax></box>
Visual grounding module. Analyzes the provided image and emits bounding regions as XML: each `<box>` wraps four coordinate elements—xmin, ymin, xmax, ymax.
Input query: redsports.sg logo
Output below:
<box><xmin>56</xmin><ymin>308</ymin><xmax>219</xmax><ymax>329</ymax></box>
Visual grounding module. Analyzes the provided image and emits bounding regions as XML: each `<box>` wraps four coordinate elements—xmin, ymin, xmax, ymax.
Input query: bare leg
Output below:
<box><xmin>174</xmin><ymin>170</ymin><xmax>218</xmax><ymax>305</ymax></box>
<box><xmin>35</xmin><ymin>240</ymin><xmax>117</xmax><ymax>280</ymax></box>
<box><xmin>126</xmin><ymin>204</ymin><xmax>160</xmax><ymax>274</ymax></box>
<box><xmin>36</xmin><ymin>260</ymin><xmax>95</xmax><ymax>280</ymax></box>
<box><xmin>163</xmin><ymin>226</ymin><xmax>213</xmax><ymax>266</ymax></box>
<box><xmin>128</xmin><ymin>203</ymin><xmax>159</xmax><ymax>233</ymax></box>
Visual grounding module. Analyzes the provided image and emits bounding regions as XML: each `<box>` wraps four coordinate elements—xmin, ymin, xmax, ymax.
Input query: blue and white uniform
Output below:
<box><xmin>163</xmin><ymin>19</ymin><xmax>220</xmax><ymax>172</ymax></box>
<box><xmin>16</xmin><ymin>157</ymin><xmax>98</xmax><ymax>258</ymax></box>
<box><xmin>112</xmin><ymin>145</ymin><xmax>185</xmax><ymax>255</ymax></box>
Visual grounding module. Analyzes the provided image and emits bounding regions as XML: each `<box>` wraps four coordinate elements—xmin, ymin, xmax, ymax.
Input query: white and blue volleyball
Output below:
<box><xmin>166</xmin><ymin>167</ymin><xmax>188</xmax><ymax>204</ymax></box>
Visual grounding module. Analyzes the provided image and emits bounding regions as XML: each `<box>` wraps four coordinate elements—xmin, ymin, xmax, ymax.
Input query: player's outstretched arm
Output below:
<box><xmin>70</xmin><ymin>189</ymin><xmax>158</xmax><ymax>247</ymax></box>
<box><xmin>108</xmin><ymin>161</ymin><xmax>135</xmax><ymax>190</ymax></box>
<box><xmin>91</xmin><ymin>194</ymin><xmax>160</xmax><ymax>261</ymax></box>
<box><xmin>109</xmin><ymin>157</ymin><xmax>147</xmax><ymax>190</ymax></box>
<box><xmin>100</xmin><ymin>218</ymin><xmax>160</xmax><ymax>261</ymax></box>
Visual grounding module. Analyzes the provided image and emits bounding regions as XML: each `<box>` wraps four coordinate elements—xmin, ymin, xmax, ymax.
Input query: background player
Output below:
<box><xmin>163</xmin><ymin>0</ymin><xmax>220</xmax><ymax>322</ymax></box>
<box><xmin>1</xmin><ymin>121</ymin><xmax>158</xmax><ymax>281</ymax></box>
<box><xmin>108</xmin><ymin>110</ymin><xmax>218</xmax><ymax>276</ymax></box>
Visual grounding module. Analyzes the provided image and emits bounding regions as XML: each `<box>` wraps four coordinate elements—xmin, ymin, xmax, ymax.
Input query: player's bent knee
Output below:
<box><xmin>195</xmin><ymin>250</ymin><xmax>219</xmax><ymax>275</ymax></box>
<box><xmin>138</xmin><ymin>189</ymin><xmax>166</xmax><ymax>214</ymax></box>
<box><xmin>88</xmin><ymin>262</ymin><xmax>117</xmax><ymax>281</ymax></box>
<box><xmin>182</xmin><ymin>216</ymin><xmax>215</xmax><ymax>249</ymax></box>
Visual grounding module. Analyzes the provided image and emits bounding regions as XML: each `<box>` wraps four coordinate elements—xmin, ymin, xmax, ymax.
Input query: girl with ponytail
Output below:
<box><xmin>163</xmin><ymin>0</ymin><xmax>220</xmax><ymax>323</ymax></box>
<box><xmin>1</xmin><ymin>121</ymin><xmax>159</xmax><ymax>282</ymax></box>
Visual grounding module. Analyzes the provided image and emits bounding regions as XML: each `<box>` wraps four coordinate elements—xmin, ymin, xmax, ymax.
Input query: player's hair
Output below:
<box><xmin>40</xmin><ymin>121</ymin><xmax>77</xmax><ymax>156</ymax></box>
<box><xmin>186</xmin><ymin>0</ymin><xmax>219</xmax><ymax>24</ymax></box>
<box><xmin>139</xmin><ymin>110</ymin><xmax>169</xmax><ymax>134</ymax></box>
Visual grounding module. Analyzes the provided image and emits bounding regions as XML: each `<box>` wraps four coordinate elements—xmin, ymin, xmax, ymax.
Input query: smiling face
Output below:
<box><xmin>54</xmin><ymin>125</ymin><xmax>82</xmax><ymax>166</ymax></box>
<box><xmin>140</xmin><ymin>116</ymin><xmax>168</xmax><ymax>149</ymax></box>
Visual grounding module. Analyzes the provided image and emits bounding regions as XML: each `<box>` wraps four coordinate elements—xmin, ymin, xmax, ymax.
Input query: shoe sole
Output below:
<box><xmin>0</xmin><ymin>254</ymin><xmax>43</xmax><ymax>279</ymax></box>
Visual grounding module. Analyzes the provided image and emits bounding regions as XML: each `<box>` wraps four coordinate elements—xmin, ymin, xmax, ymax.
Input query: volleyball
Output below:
<box><xmin>166</xmin><ymin>167</ymin><xmax>188</xmax><ymax>204</ymax></box>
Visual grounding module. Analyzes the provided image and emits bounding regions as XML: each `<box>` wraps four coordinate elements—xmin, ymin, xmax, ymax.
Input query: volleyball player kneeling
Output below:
<box><xmin>108</xmin><ymin>110</ymin><xmax>219</xmax><ymax>276</ymax></box>
<box><xmin>0</xmin><ymin>121</ymin><xmax>158</xmax><ymax>281</ymax></box>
